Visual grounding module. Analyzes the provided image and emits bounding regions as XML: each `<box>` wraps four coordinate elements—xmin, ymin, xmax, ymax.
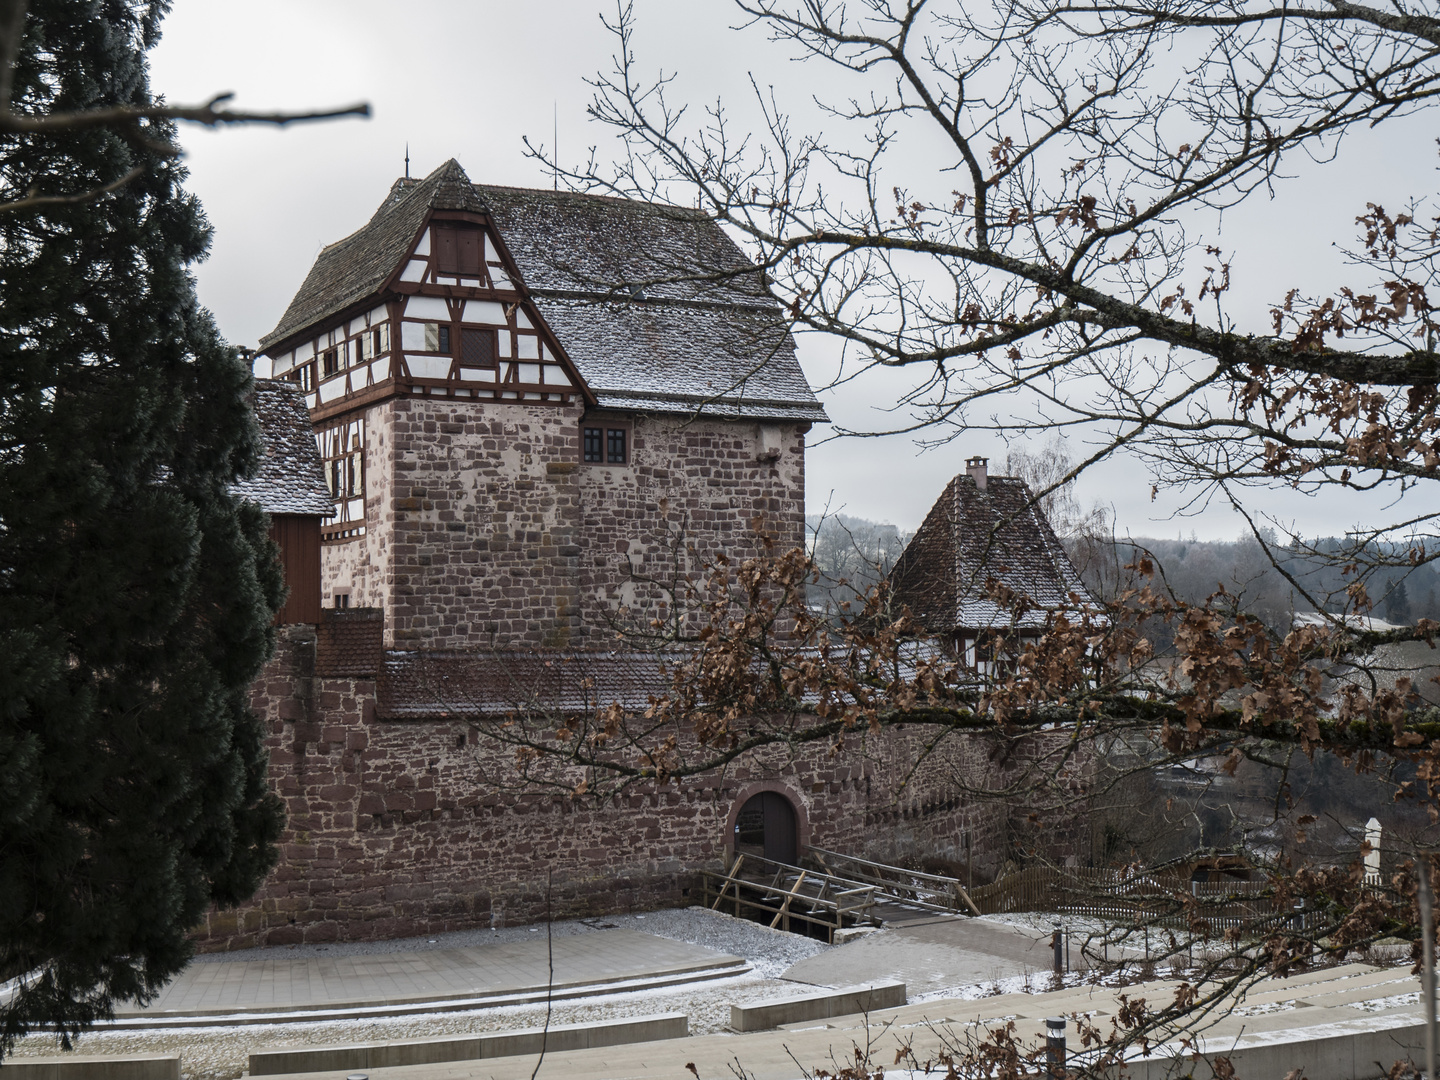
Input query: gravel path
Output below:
<box><xmin>7</xmin><ymin>907</ymin><xmax>831</xmax><ymax>1080</ymax></box>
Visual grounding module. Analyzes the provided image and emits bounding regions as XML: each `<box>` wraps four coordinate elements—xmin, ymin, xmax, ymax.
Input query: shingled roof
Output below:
<box><xmin>378</xmin><ymin>649</ymin><xmax>675</xmax><ymax>720</ymax></box>
<box><xmin>479</xmin><ymin>184</ymin><xmax>824</xmax><ymax>422</ymax></box>
<box><xmin>888</xmin><ymin>466</ymin><xmax>1097</xmax><ymax>634</ymax></box>
<box><xmin>259</xmin><ymin>160</ymin><xmax>826</xmax><ymax>423</ymax></box>
<box><xmin>260</xmin><ymin>160</ymin><xmax>486</xmax><ymax>351</ymax></box>
<box><xmin>231</xmin><ymin>379</ymin><xmax>333</xmax><ymax>516</ymax></box>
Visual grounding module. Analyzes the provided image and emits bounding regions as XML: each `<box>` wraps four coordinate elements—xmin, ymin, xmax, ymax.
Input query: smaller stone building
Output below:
<box><xmin>889</xmin><ymin>457</ymin><xmax>1099</xmax><ymax>671</ymax></box>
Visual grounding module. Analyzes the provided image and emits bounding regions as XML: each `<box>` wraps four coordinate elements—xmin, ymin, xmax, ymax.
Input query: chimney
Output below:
<box><xmin>965</xmin><ymin>456</ymin><xmax>988</xmax><ymax>491</ymax></box>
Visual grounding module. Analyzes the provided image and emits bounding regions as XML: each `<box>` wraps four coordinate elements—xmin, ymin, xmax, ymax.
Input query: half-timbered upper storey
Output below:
<box><xmin>258</xmin><ymin>158</ymin><xmax>826</xmax><ymax>429</ymax></box>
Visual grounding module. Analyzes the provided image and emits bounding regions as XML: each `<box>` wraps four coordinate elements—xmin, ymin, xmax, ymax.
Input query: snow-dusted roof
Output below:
<box><xmin>231</xmin><ymin>379</ymin><xmax>332</xmax><ymax>517</ymax></box>
<box><xmin>378</xmin><ymin>649</ymin><xmax>676</xmax><ymax>720</ymax></box>
<box><xmin>889</xmin><ymin>470</ymin><xmax>1098</xmax><ymax>633</ymax></box>
<box><xmin>259</xmin><ymin>159</ymin><xmax>827</xmax><ymax>424</ymax></box>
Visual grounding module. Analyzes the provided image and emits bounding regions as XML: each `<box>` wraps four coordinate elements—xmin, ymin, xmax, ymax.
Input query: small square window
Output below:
<box><xmin>438</xmin><ymin>324</ymin><xmax>451</xmax><ymax>354</ymax></box>
<box><xmin>322</xmin><ymin>348</ymin><xmax>338</xmax><ymax>376</ymax></box>
<box><xmin>580</xmin><ymin>420</ymin><xmax>631</xmax><ymax>466</ymax></box>
<box><xmin>461</xmin><ymin>327</ymin><xmax>496</xmax><ymax>367</ymax></box>
<box><xmin>583</xmin><ymin>427</ymin><xmax>603</xmax><ymax>463</ymax></box>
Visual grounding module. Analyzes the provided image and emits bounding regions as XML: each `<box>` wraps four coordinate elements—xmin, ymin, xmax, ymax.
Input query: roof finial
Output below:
<box><xmin>404</xmin><ymin>142</ymin><xmax>410</xmax><ymax>180</ymax></box>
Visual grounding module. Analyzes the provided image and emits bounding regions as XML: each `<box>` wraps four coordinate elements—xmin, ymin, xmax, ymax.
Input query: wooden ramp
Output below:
<box><xmin>701</xmin><ymin>854</ymin><xmax>880</xmax><ymax>942</ymax></box>
<box><xmin>702</xmin><ymin>848</ymin><xmax>981</xmax><ymax>940</ymax></box>
<box><xmin>806</xmin><ymin>847</ymin><xmax>981</xmax><ymax>917</ymax></box>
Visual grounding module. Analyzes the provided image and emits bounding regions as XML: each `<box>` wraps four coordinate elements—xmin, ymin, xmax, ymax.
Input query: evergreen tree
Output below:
<box><xmin>0</xmin><ymin>0</ymin><xmax>285</xmax><ymax>1054</ymax></box>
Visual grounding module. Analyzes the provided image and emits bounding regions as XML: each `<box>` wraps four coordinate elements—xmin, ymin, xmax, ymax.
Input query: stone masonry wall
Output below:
<box><xmin>197</xmin><ymin>631</ymin><xmax>1037</xmax><ymax>950</ymax></box>
<box><xmin>576</xmin><ymin>414</ymin><xmax>807</xmax><ymax>629</ymax></box>
<box><xmin>316</xmin><ymin>399</ymin><xmax>809</xmax><ymax>650</ymax></box>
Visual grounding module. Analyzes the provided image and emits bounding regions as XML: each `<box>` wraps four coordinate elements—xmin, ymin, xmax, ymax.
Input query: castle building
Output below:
<box><xmin>200</xmin><ymin>164</ymin><xmax>1079</xmax><ymax>948</ymax></box>
<box><xmin>257</xmin><ymin>159</ymin><xmax>826</xmax><ymax>646</ymax></box>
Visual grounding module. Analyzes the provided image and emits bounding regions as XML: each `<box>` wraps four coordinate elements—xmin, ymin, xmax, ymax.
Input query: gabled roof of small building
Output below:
<box><xmin>259</xmin><ymin>160</ymin><xmax>827</xmax><ymax>424</ymax></box>
<box><xmin>888</xmin><ymin>469</ymin><xmax>1097</xmax><ymax>633</ymax></box>
<box><xmin>231</xmin><ymin>379</ymin><xmax>333</xmax><ymax>516</ymax></box>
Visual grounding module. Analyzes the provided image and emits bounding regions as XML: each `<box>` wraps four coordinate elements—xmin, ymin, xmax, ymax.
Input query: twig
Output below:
<box><xmin>0</xmin><ymin>93</ymin><xmax>369</xmax><ymax>135</ymax></box>
<box><xmin>530</xmin><ymin>870</ymin><xmax>554</xmax><ymax>1080</ymax></box>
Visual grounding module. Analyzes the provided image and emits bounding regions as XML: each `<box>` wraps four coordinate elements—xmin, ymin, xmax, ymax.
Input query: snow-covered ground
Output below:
<box><xmin>7</xmin><ymin>907</ymin><xmax>1418</xmax><ymax>1080</ymax></box>
<box><xmin>7</xmin><ymin>907</ymin><xmax>830</xmax><ymax>1080</ymax></box>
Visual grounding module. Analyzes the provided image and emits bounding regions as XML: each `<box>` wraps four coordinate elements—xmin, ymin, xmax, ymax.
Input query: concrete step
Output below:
<box><xmin>248</xmin><ymin>1012</ymin><xmax>688</xmax><ymax>1075</ymax></box>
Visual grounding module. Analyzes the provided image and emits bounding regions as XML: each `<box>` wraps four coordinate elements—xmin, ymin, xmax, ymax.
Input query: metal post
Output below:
<box><xmin>1419</xmin><ymin>865</ymin><xmax>1436</xmax><ymax>1080</ymax></box>
<box><xmin>1052</xmin><ymin>922</ymin><xmax>1063</xmax><ymax>975</ymax></box>
<box><xmin>1046</xmin><ymin>1016</ymin><xmax>1066</xmax><ymax>1078</ymax></box>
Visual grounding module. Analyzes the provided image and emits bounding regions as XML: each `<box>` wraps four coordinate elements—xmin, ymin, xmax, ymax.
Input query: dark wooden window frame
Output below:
<box><xmin>580</xmin><ymin>418</ymin><xmax>632</xmax><ymax>465</ymax></box>
<box><xmin>318</xmin><ymin>417</ymin><xmax>366</xmax><ymax>541</ymax></box>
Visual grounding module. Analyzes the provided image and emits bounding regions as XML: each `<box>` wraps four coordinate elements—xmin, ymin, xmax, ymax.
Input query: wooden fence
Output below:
<box><xmin>967</xmin><ymin>865</ymin><xmax>1326</xmax><ymax>936</ymax></box>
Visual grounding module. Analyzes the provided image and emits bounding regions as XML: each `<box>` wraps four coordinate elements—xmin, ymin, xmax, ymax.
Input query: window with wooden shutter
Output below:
<box><xmin>456</xmin><ymin>228</ymin><xmax>482</xmax><ymax>276</ymax></box>
<box><xmin>433</xmin><ymin>225</ymin><xmax>483</xmax><ymax>276</ymax></box>
<box><xmin>433</xmin><ymin>225</ymin><xmax>457</xmax><ymax>273</ymax></box>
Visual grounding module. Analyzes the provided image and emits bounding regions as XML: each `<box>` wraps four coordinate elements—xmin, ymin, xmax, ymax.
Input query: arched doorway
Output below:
<box><xmin>733</xmin><ymin>790</ymin><xmax>798</xmax><ymax>865</ymax></box>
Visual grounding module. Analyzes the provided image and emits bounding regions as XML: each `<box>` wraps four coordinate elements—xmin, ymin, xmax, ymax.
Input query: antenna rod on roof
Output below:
<box><xmin>404</xmin><ymin>142</ymin><xmax>410</xmax><ymax>180</ymax></box>
<box><xmin>553</xmin><ymin>101</ymin><xmax>558</xmax><ymax>191</ymax></box>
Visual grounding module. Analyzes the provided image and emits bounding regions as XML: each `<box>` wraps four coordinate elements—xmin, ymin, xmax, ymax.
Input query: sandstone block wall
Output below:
<box><xmin>317</xmin><ymin>399</ymin><xmax>809</xmax><ymax>650</ymax></box>
<box><xmin>576</xmin><ymin>415</ymin><xmax>806</xmax><ymax>630</ymax></box>
<box><xmin>197</xmin><ymin>632</ymin><xmax>1074</xmax><ymax>950</ymax></box>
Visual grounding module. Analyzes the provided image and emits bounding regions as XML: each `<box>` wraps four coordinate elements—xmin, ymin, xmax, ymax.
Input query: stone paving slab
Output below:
<box><xmin>246</xmin><ymin>962</ymin><xmax>1425</xmax><ymax>1080</ymax></box>
<box><xmin>781</xmin><ymin>915</ymin><xmax>1052</xmax><ymax>994</ymax></box>
<box><xmin>114</xmin><ymin>930</ymin><xmax>747</xmax><ymax>1022</ymax></box>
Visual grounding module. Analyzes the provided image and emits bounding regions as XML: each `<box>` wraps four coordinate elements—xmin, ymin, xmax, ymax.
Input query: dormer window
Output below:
<box><xmin>433</xmin><ymin>224</ymin><xmax>482</xmax><ymax>276</ymax></box>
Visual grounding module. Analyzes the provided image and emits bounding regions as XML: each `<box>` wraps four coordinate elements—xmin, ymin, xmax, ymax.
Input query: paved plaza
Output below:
<box><xmin>114</xmin><ymin>929</ymin><xmax>749</xmax><ymax>1024</ymax></box>
<box><xmin>783</xmin><ymin>913</ymin><xmax>1053</xmax><ymax>992</ymax></box>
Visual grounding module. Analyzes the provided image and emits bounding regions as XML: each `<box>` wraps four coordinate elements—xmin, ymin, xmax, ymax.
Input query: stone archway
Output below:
<box><xmin>732</xmin><ymin>789</ymin><xmax>800</xmax><ymax>865</ymax></box>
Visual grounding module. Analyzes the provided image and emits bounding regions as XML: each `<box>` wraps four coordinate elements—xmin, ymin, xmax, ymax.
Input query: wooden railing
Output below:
<box><xmin>805</xmin><ymin>847</ymin><xmax>982</xmax><ymax>916</ymax></box>
<box><xmin>700</xmin><ymin>853</ymin><xmax>879</xmax><ymax>943</ymax></box>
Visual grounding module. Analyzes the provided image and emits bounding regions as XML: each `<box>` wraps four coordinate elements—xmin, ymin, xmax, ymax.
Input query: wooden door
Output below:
<box><xmin>734</xmin><ymin>791</ymin><xmax>798</xmax><ymax>865</ymax></box>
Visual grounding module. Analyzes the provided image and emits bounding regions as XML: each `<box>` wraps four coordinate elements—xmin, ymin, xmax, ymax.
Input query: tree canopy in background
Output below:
<box><xmin>0</xmin><ymin>0</ymin><xmax>349</xmax><ymax>1056</ymax></box>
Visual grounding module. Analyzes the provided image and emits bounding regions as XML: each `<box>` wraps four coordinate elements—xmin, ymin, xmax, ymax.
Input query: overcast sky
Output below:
<box><xmin>148</xmin><ymin>1</ymin><xmax>1436</xmax><ymax>542</ymax></box>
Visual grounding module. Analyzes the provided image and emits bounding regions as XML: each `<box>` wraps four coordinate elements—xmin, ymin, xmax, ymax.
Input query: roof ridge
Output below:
<box><xmin>474</xmin><ymin>182</ymin><xmax>700</xmax><ymax>216</ymax></box>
